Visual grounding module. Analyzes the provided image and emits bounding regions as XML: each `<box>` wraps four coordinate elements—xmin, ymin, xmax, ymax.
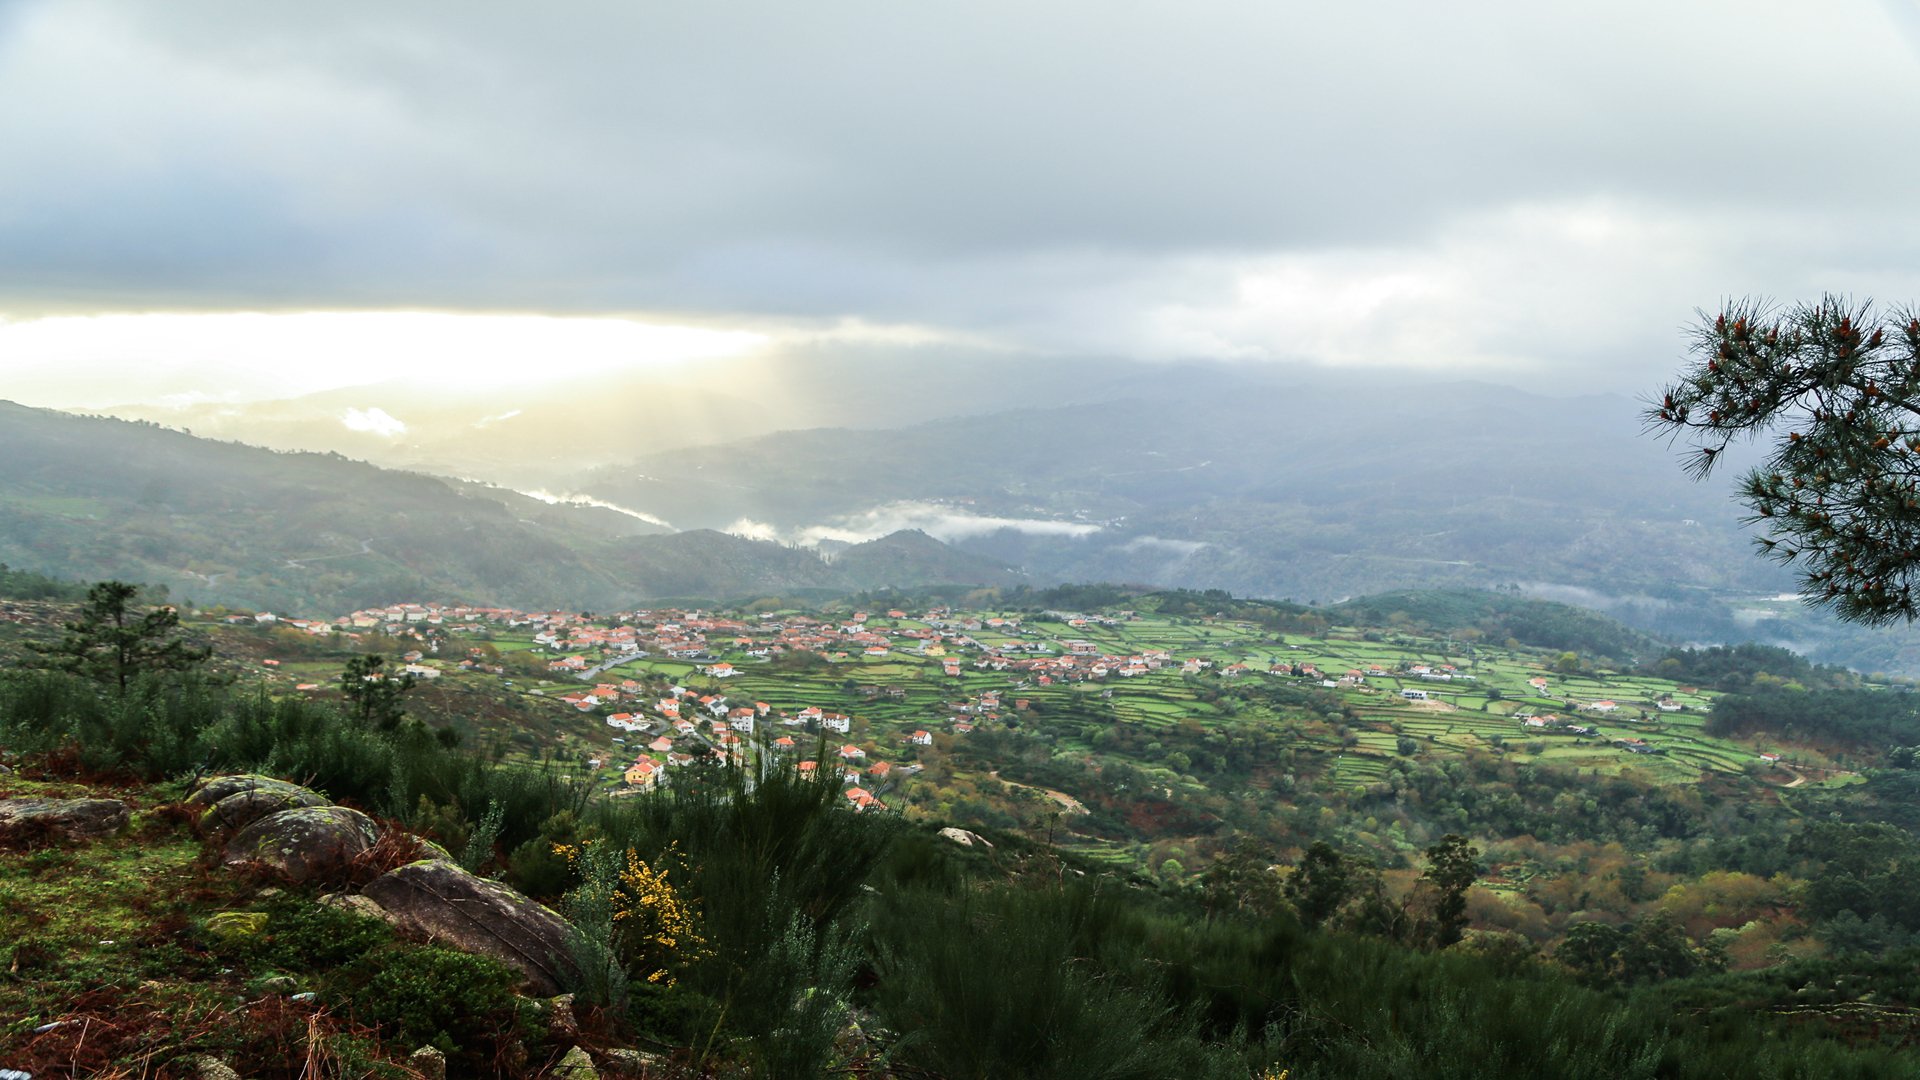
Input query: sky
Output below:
<box><xmin>6</xmin><ymin>0</ymin><xmax>1920</xmax><ymax>406</ymax></box>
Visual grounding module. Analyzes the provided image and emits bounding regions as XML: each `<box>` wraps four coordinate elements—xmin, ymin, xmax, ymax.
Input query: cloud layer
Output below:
<box><xmin>728</xmin><ymin>502</ymin><xmax>1102</xmax><ymax>548</ymax></box>
<box><xmin>7</xmin><ymin>0</ymin><xmax>1920</xmax><ymax>392</ymax></box>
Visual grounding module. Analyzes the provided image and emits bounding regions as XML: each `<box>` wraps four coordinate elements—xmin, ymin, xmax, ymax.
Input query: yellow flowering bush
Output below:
<box><xmin>557</xmin><ymin>840</ymin><xmax>711</xmax><ymax>988</ymax></box>
<box><xmin>614</xmin><ymin>842</ymin><xmax>711</xmax><ymax>985</ymax></box>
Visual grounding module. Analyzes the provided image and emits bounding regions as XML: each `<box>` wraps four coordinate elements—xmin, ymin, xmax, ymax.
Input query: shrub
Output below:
<box><xmin>872</xmin><ymin>879</ymin><xmax>1246</xmax><ymax>1080</ymax></box>
<box><xmin>350</xmin><ymin>945</ymin><xmax>527</xmax><ymax>1057</ymax></box>
<box><xmin>251</xmin><ymin>897</ymin><xmax>392</xmax><ymax>970</ymax></box>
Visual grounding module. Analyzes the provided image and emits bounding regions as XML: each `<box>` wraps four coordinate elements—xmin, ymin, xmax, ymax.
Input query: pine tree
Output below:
<box><xmin>1649</xmin><ymin>295</ymin><xmax>1920</xmax><ymax>624</ymax></box>
<box><xmin>341</xmin><ymin>653</ymin><xmax>417</xmax><ymax>731</ymax></box>
<box><xmin>30</xmin><ymin>580</ymin><xmax>211</xmax><ymax>694</ymax></box>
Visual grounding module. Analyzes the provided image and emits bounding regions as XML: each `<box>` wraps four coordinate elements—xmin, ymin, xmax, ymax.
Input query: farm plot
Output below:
<box><xmin>1328</xmin><ymin>752</ymin><xmax>1396</xmax><ymax>789</ymax></box>
<box><xmin>1061</xmin><ymin>838</ymin><xmax>1142</xmax><ymax>871</ymax></box>
<box><xmin>1108</xmin><ymin>691</ymin><xmax>1207</xmax><ymax>728</ymax></box>
<box><xmin>1661</xmin><ymin>744</ymin><xmax>1747</xmax><ymax>773</ymax></box>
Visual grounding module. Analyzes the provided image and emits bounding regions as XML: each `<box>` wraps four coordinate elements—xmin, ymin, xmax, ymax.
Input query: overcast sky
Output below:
<box><xmin>6</xmin><ymin>0</ymin><xmax>1920</xmax><ymax>404</ymax></box>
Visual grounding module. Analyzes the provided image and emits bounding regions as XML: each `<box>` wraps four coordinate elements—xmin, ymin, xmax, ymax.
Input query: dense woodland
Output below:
<box><xmin>0</xmin><ymin>564</ymin><xmax>84</xmax><ymax>602</ymax></box>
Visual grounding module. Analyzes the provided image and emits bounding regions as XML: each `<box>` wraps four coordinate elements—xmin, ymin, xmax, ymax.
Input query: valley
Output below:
<box><xmin>18</xmin><ymin>376</ymin><xmax>1920</xmax><ymax>676</ymax></box>
<box><xmin>147</xmin><ymin>585</ymin><xmax>1895</xmax><ymax>972</ymax></box>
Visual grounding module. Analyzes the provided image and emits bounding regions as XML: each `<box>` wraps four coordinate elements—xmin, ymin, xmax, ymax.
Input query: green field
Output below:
<box><xmin>242</xmin><ymin>600</ymin><xmax>1845</xmax><ymax>885</ymax></box>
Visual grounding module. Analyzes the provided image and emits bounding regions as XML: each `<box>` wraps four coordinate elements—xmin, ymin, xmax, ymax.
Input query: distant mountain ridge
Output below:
<box><xmin>20</xmin><ymin>372</ymin><xmax>1920</xmax><ymax>674</ymax></box>
<box><xmin>93</xmin><ymin>346</ymin><xmax>1177</xmax><ymax>490</ymax></box>
<box><xmin>580</xmin><ymin>372</ymin><xmax>1776</xmax><ymax>602</ymax></box>
<box><xmin>573</xmin><ymin>370</ymin><xmax>1920</xmax><ymax>674</ymax></box>
<box><xmin>0</xmin><ymin>402</ymin><xmax>1022</xmax><ymax>614</ymax></box>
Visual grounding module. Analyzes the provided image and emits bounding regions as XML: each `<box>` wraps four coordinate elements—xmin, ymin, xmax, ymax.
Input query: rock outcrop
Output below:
<box><xmin>318</xmin><ymin>891</ymin><xmax>398</xmax><ymax>924</ymax></box>
<box><xmin>407</xmin><ymin>1046</ymin><xmax>448</xmax><ymax>1080</ymax></box>
<box><xmin>0</xmin><ymin>797</ymin><xmax>131</xmax><ymax>843</ymax></box>
<box><xmin>552</xmin><ymin>1045</ymin><xmax>598</xmax><ymax>1079</ymax></box>
<box><xmin>198</xmin><ymin>781</ymin><xmax>331</xmax><ymax>837</ymax></box>
<box><xmin>188</xmin><ymin>773</ymin><xmax>314</xmax><ymax>808</ymax></box>
<box><xmin>224</xmin><ymin>805</ymin><xmax>380</xmax><ymax>885</ymax></box>
<box><xmin>361</xmin><ymin>859</ymin><xmax>583</xmax><ymax>995</ymax></box>
<box><xmin>938</xmin><ymin>826</ymin><xmax>993</xmax><ymax>848</ymax></box>
<box><xmin>192</xmin><ymin>774</ymin><xmax>587</xmax><ymax>999</ymax></box>
<box><xmin>599</xmin><ymin>1048</ymin><xmax>667</xmax><ymax>1076</ymax></box>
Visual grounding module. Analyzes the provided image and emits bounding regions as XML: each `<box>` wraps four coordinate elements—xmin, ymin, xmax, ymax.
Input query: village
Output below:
<box><xmin>195</xmin><ymin>593</ymin><xmax>1830</xmax><ymax>840</ymax></box>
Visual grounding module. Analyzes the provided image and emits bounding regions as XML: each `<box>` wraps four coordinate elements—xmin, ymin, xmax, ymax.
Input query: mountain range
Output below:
<box><xmin>20</xmin><ymin>352</ymin><xmax>1920</xmax><ymax>674</ymax></box>
<box><xmin>0</xmin><ymin>401</ymin><xmax>1015</xmax><ymax>614</ymax></box>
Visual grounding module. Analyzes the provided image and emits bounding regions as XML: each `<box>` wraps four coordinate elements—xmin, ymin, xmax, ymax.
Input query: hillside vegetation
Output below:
<box><xmin>6</xmin><ymin>654</ymin><xmax>1920</xmax><ymax>1077</ymax></box>
<box><xmin>0</xmin><ymin>404</ymin><xmax>1017</xmax><ymax>615</ymax></box>
<box><xmin>16</xmin><ymin>391</ymin><xmax>1920</xmax><ymax>673</ymax></box>
<box><xmin>9</xmin><ymin>578</ymin><xmax>1920</xmax><ymax>1074</ymax></box>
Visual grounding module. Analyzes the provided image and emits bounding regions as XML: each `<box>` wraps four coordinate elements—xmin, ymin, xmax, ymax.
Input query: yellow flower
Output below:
<box><xmin>608</xmin><ymin>842</ymin><xmax>710</xmax><ymax>987</ymax></box>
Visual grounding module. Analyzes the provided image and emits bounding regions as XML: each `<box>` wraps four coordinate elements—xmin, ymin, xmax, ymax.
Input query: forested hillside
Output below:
<box><xmin>0</xmin><ymin>404</ymin><xmax>1021</xmax><ymax>613</ymax></box>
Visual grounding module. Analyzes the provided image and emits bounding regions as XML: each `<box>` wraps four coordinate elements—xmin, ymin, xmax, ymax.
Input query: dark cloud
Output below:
<box><xmin>5</xmin><ymin>0</ymin><xmax>1920</xmax><ymax>386</ymax></box>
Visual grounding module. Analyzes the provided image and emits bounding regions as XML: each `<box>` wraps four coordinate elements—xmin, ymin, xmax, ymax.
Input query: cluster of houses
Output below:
<box><xmin>591</xmin><ymin>679</ymin><xmax>943</xmax><ymax>813</ymax></box>
<box><xmin>1515</xmin><ymin>713</ymin><xmax>1601</xmax><ymax>737</ymax></box>
<box><xmin>254</xmin><ymin>597</ymin><xmax>1727</xmax><ymax>804</ymax></box>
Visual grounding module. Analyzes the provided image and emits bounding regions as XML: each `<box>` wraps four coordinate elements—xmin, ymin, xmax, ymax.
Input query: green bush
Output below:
<box><xmin>591</xmin><ymin>764</ymin><xmax>898</xmax><ymax>996</ymax></box>
<box><xmin>873</xmin><ymin>879</ymin><xmax>1246</xmax><ymax>1080</ymax></box>
<box><xmin>350</xmin><ymin>945</ymin><xmax>527</xmax><ymax>1056</ymax></box>
<box><xmin>739</xmin><ymin>906</ymin><xmax>864</xmax><ymax>1080</ymax></box>
<box><xmin>256</xmin><ymin>897</ymin><xmax>393</xmax><ymax>970</ymax></box>
<box><xmin>0</xmin><ymin>668</ymin><xmax>596</xmax><ymax>859</ymax></box>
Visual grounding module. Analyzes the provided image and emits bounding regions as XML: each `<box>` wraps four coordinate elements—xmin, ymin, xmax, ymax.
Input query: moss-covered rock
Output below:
<box><xmin>176</xmin><ymin>1055</ymin><xmax>242</xmax><ymax>1080</ymax></box>
<box><xmin>187</xmin><ymin>773</ymin><xmax>321</xmax><ymax>809</ymax></box>
<box><xmin>205</xmin><ymin>910</ymin><xmax>270</xmax><ymax>940</ymax></box>
<box><xmin>318</xmin><ymin>890</ymin><xmax>401</xmax><ymax>926</ymax></box>
<box><xmin>407</xmin><ymin>1045</ymin><xmax>448</xmax><ymax>1080</ymax></box>
<box><xmin>224</xmin><ymin>805</ymin><xmax>380</xmax><ymax>886</ymax></box>
<box><xmin>552</xmin><ymin>1044</ymin><xmax>598</xmax><ymax>1079</ymax></box>
<box><xmin>0</xmin><ymin>797</ymin><xmax>131</xmax><ymax>844</ymax></box>
<box><xmin>200</xmin><ymin>784</ymin><xmax>331</xmax><ymax>838</ymax></box>
<box><xmin>361</xmin><ymin>859</ymin><xmax>582</xmax><ymax>995</ymax></box>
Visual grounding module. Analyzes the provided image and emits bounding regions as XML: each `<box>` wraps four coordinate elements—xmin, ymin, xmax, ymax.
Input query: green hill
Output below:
<box><xmin>1328</xmin><ymin>588</ymin><xmax>1662</xmax><ymax>661</ymax></box>
<box><xmin>832</xmin><ymin>528</ymin><xmax>1020</xmax><ymax>590</ymax></box>
<box><xmin>0</xmin><ymin>403</ymin><xmax>1025</xmax><ymax>613</ymax></box>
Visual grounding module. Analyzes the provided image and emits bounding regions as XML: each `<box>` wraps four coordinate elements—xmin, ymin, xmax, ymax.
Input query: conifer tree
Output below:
<box><xmin>341</xmin><ymin>653</ymin><xmax>416</xmax><ymax>731</ymax></box>
<box><xmin>1649</xmin><ymin>295</ymin><xmax>1920</xmax><ymax>624</ymax></box>
<box><xmin>31</xmin><ymin>580</ymin><xmax>211</xmax><ymax>694</ymax></box>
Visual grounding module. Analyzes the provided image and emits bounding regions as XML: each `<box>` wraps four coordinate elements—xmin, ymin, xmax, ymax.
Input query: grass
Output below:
<box><xmin>0</xmin><ymin>790</ymin><xmax>260</xmax><ymax>1071</ymax></box>
<box><xmin>0</xmin><ymin>771</ymin><xmax>546</xmax><ymax>1077</ymax></box>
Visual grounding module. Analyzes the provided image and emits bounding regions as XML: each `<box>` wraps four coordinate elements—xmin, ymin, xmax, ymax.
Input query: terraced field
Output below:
<box><xmin>452</xmin><ymin>607</ymin><xmax>1811</xmax><ymax>821</ymax></box>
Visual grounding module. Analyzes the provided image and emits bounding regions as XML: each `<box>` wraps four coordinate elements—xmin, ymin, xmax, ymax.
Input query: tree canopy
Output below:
<box><xmin>1648</xmin><ymin>295</ymin><xmax>1920</xmax><ymax>624</ymax></box>
<box><xmin>29</xmin><ymin>580</ymin><xmax>210</xmax><ymax>694</ymax></box>
<box><xmin>340</xmin><ymin>653</ymin><xmax>417</xmax><ymax>731</ymax></box>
